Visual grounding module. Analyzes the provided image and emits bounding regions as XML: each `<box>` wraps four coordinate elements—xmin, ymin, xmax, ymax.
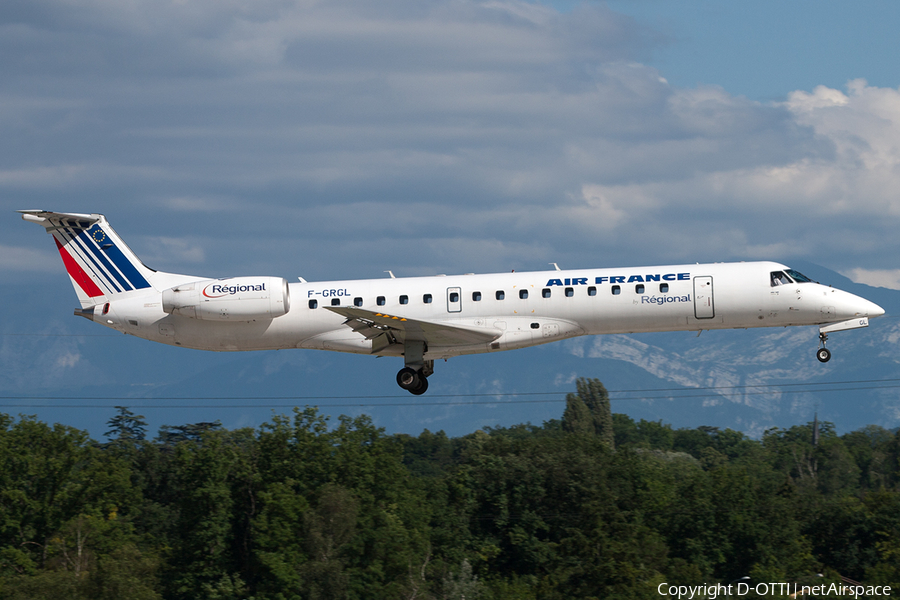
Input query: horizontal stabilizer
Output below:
<box><xmin>326</xmin><ymin>306</ymin><xmax>502</xmax><ymax>348</ymax></box>
<box><xmin>19</xmin><ymin>210</ymin><xmax>101</xmax><ymax>230</ymax></box>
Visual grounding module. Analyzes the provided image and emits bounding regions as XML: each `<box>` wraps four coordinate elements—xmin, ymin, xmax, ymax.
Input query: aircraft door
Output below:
<box><xmin>693</xmin><ymin>276</ymin><xmax>715</xmax><ymax>319</ymax></box>
<box><xmin>447</xmin><ymin>287</ymin><xmax>462</xmax><ymax>313</ymax></box>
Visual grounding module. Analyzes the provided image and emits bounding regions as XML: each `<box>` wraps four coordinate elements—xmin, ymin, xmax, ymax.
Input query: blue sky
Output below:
<box><xmin>605</xmin><ymin>0</ymin><xmax>900</xmax><ymax>102</ymax></box>
<box><xmin>2</xmin><ymin>0</ymin><xmax>900</xmax><ymax>436</ymax></box>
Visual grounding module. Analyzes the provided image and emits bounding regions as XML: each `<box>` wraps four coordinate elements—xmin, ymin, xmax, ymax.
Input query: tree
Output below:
<box><xmin>157</xmin><ymin>421</ymin><xmax>222</xmax><ymax>446</ymax></box>
<box><xmin>561</xmin><ymin>395</ymin><xmax>593</xmax><ymax>436</ymax></box>
<box><xmin>443</xmin><ymin>559</ymin><xmax>482</xmax><ymax>599</ymax></box>
<box><xmin>104</xmin><ymin>407</ymin><xmax>147</xmax><ymax>447</ymax></box>
<box><xmin>576</xmin><ymin>378</ymin><xmax>615</xmax><ymax>450</ymax></box>
<box><xmin>297</xmin><ymin>484</ymin><xmax>359</xmax><ymax>600</ymax></box>
<box><xmin>164</xmin><ymin>429</ymin><xmax>247</xmax><ymax>600</ymax></box>
<box><xmin>561</xmin><ymin>378</ymin><xmax>615</xmax><ymax>449</ymax></box>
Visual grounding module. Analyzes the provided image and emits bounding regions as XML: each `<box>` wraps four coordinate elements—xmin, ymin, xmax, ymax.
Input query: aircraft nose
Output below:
<box><xmin>866</xmin><ymin>299</ymin><xmax>886</xmax><ymax>318</ymax></box>
<box><xmin>834</xmin><ymin>290</ymin><xmax>885</xmax><ymax>319</ymax></box>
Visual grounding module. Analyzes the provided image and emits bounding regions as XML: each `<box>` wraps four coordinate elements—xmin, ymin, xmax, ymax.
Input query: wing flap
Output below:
<box><xmin>325</xmin><ymin>306</ymin><xmax>502</xmax><ymax>347</ymax></box>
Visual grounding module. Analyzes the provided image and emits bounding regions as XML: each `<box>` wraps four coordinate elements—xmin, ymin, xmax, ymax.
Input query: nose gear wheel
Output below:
<box><xmin>816</xmin><ymin>332</ymin><xmax>832</xmax><ymax>363</ymax></box>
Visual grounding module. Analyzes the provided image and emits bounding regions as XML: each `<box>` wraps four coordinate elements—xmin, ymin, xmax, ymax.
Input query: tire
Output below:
<box><xmin>396</xmin><ymin>367</ymin><xmax>420</xmax><ymax>390</ymax></box>
<box><xmin>410</xmin><ymin>376</ymin><xmax>429</xmax><ymax>396</ymax></box>
<box><xmin>816</xmin><ymin>348</ymin><xmax>832</xmax><ymax>363</ymax></box>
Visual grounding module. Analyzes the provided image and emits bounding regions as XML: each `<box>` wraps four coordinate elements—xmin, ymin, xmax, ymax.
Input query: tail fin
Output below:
<box><xmin>19</xmin><ymin>210</ymin><xmax>158</xmax><ymax>308</ymax></box>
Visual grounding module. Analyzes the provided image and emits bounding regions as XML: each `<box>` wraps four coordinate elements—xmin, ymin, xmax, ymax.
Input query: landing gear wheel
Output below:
<box><xmin>816</xmin><ymin>348</ymin><xmax>832</xmax><ymax>363</ymax></box>
<box><xmin>410</xmin><ymin>376</ymin><xmax>429</xmax><ymax>395</ymax></box>
<box><xmin>396</xmin><ymin>367</ymin><xmax>420</xmax><ymax>391</ymax></box>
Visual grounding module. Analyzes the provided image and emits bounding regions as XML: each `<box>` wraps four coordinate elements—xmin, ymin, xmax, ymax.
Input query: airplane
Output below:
<box><xmin>20</xmin><ymin>210</ymin><xmax>886</xmax><ymax>395</ymax></box>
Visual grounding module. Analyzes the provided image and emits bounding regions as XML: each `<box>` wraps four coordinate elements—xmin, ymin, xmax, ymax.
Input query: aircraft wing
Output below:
<box><xmin>325</xmin><ymin>306</ymin><xmax>502</xmax><ymax>352</ymax></box>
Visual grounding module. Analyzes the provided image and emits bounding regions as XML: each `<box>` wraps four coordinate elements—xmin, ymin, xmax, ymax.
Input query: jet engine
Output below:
<box><xmin>161</xmin><ymin>277</ymin><xmax>290</xmax><ymax>321</ymax></box>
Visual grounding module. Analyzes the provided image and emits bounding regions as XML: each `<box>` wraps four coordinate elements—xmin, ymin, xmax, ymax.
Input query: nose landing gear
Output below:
<box><xmin>815</xmin><ymin>317</ymin><xmax>875</xmax><ymax>364</ymax></box>
<box><xmin>816</xmin><ymin>332</ymin><xmax>831</xmax><ymax>363</ymax></box>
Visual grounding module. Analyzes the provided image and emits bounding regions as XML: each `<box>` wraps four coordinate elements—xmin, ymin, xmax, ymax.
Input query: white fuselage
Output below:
<box><xmin>96</xmin><ymin>261</ymin><xmax>882</xmax><ymax>360</ymax></box>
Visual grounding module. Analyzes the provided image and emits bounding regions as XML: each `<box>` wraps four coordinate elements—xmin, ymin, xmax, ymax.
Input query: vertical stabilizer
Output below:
<box><xmin>19</xmin><ymin>210</ymin><xmax>158</xmax><ymax>308</ymax></box>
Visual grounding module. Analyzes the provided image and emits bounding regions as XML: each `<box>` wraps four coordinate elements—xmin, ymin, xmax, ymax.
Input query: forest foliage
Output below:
<box><xmin>1</xmin><ymin>378</ymin><xmax>899</xmax><ymax>599</ymax></box>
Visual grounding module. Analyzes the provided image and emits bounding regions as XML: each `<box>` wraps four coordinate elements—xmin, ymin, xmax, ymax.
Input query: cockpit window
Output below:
<box><xmin>770</xmin><ymin>271</ymin><xmax>792</xmax><ymax>286</ymax></box>
<box><xmin>785</xmin><ymin>269</ymin><xmax>813</xmax><ymax>283</ymax></box>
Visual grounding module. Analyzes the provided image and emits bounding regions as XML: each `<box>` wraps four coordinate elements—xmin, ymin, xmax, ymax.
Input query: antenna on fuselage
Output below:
<box><xmin>384</xmin><ymin>270</ymin><xmax>396</xmax><ymax>279</ymax></box>
<box><xmin>550</xmin><ymin>263</ymin><xmax>561</xmax><ymax>271</ymax></box>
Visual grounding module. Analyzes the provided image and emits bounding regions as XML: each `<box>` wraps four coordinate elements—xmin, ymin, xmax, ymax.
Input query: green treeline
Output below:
<box><xmin>1</xmin><ymin>378</ymin><xmax>900</xmax><ymax>599</ymax></box>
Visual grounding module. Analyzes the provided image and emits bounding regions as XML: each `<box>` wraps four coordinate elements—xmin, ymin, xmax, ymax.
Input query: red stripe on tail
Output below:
<box><xmin>55</xmin><ymin>238</ymin><xmax>105</xmax><ymax>298</ymax></box>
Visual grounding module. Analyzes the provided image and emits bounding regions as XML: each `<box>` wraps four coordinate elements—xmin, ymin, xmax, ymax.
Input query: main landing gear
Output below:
<box><xmin>396</xmin><ymin>341</ymin><xmax>433</xmax><ymax>395</ymax></box>
<box><xmin>816</xmin><ymin>332</ymin><xmax>832</xmax><ymax>363</ymax></box>
<box><xmin>397</xmin><ymin>366</ymin><xmax>429</xmax><ymax>395</ymax></box>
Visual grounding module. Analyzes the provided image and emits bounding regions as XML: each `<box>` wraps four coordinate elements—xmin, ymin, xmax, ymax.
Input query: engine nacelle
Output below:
<box><xmin>162</xmin><ymin>277</ymin><xmax>291</xmax><ymax>321</ymax></box>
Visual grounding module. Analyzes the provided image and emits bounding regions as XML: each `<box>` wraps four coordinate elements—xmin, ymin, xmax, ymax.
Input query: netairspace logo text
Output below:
<box><xmin>658</xmin><ymin>582</ymin><xmax>892</xmax><ymax>598</ymax></box>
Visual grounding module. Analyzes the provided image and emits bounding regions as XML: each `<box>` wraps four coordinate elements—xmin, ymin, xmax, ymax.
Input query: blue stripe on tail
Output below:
<box><xmin>88</xmin><ymin>225</ymin><xmax>151</xmax><ymax>290</ymax></box>
<box><xmin>74</xmin><ymin>228</ymin><xmax>133</xmax><ymax>292</ymax></box>
<box><xmin>61</xmin><ymin>229</ymin><xmax>123</xmax><ymax>294</ymax></box>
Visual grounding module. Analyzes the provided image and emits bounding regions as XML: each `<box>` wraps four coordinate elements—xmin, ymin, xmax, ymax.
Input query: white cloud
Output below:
<box><xmin>136</xmin><ymin>236</ymin><xmax>206</xmax><ymax>267</ymax></box>
<box><xmin>843</xmin><ymin>268</ymin><xmax>900</xmax><ymax>291</ymax></box>
<box><xmin>55</xmin><ymin>351</ymin><xmax>81</xmax><ymax>369</ymax></box>
<box><xmin>553</xmin><ymin>371</ymin><xmax>578</xmax><ymax>386</ymax></box>
<box><xmin>570</xmin><ymin>79</ymin><xmax>900</xmax><ymax>268</ymax></box>
<box><xmin>2</xmin><ymin>0</ymin><xmax>900</xmax><ymax>282</ymax></box>
<box><xmin>0</xmin><ymin>243</ymin><xmax>60</xmax><ymax>272</ymax></box>
<box><xmin>161</xmin><ymin>195</ymin><xmax>244</xmax><ymax>212</ymax></box>
<box><xmin>0</xmin><ymin>164</ymin><xmax>168</xmax><ymax>189</ymax></box>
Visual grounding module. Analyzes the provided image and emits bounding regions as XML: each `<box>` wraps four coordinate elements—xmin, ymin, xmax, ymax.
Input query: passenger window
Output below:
<box><xmin>636</xmin><ymin>284</ymin><xmax>645</xmax><ymax>294</ymax></box>
<box><xmin>588</xmin><ymin>286</ymin><xmax>597</xmax><ymax>296</ymax></box>
<box><xmin>400</xmin><ymin>295</ymin><xmax>408</xmax><ymax>305</ymax></box>
<box><xmin>354</xmin><ymin>297</ymin><xmax>363</xmax><ymax>307</ymax></box>
<box><xmin>377</xmin><ymin>296</ymin><xmax>386</xmax><ymax>306</ymax></box>
<box><xmin>542</xmin><ymin>288</ymin><xmax>551</xmax><ymax>298</ymax></box>
<box><xmin>519</xmin><ymin>289</ymin><xmax>528</xmax><ymax>299</ymax></box>
<box><xmin>331</xmin><ymin>298</ymin><xmax>340</xmax><ymax>306</ymax></box>
<box><xmin>308</xmin><ymin>299</ymin><xmax>318</xmax><ymax>309</ymax></box>
<box><xmin>530</xmin><ymin>322</ymin><xmax>539</xmax><ymax>329</ymax></box>
<box><xmin>660</xmin><ymin>283</ymin><xmax>669</xmax><ymax>293</ymax></box>
<box><xmin>612</xmin><ymin>285</ymin><xmax>621</xmax><ymax>295</ymax></box>
<box><xmin>450</xmin><ymin>292</ymin><xmax>459</xmax><ymax>302</ymax></box>
<box><xmin>473</xmin><ymin>291</ymin><xmax>482</xmax><ymax>301</ymax></box>
<box><xmin>496</xmin><ymin>290</ymin><xmax>505</xmax><ymax>300</ymax></box>
<box><xmin>423</xmin><ymin>294</ymin><xmax>432</xmax><ymax>304</ymax></box>
<box><xmin>565</xmin><ymin>287</ymin><xmax>574</xmax><ymax>297</ymax></box>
